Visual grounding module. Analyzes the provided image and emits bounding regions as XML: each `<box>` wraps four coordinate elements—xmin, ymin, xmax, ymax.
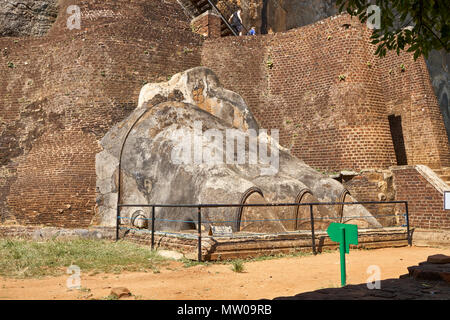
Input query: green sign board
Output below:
<box><xmin>327</xmin><ymin>223</ymin><xmax>358</xmax><ymax>286</ymax></box>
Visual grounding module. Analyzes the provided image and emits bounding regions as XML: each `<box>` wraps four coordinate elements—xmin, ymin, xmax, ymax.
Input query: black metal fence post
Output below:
<box><xmin>116</xmin><ymin>206</ymin><xmax>120</xmax><ymax>241</ymax></box>
<box><xmin>405</xmin><ymin>201</ymin><xmax>411</xmax><ymax>246</ymax></box>
<box><xmin>309</xmin><ymin>204</ymin><xmax>316</xmax><ymax>255</ymax></box>
<box><xmin>151</xmin><ymin>206</ymin><xmax>155</xmax><ymax>250</ymax></box>
<box><xmin>198</xmin><ymin>206</ymin><xmax>202</xmax><ymax>262</ymax></box>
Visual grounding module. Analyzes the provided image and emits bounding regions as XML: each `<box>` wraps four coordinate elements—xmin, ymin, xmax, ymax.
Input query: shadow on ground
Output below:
<box><xmin>273</xmin><ymin>278</ymin><xmax>450</xmax><ymax>300</ymax></box>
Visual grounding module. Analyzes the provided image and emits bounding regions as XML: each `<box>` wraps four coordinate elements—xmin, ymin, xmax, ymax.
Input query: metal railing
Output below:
<box><xmin>117</xmin><ymin>200</ymin><xmax>410</xmax><ymax>262</ymax></box>
<box><xmin>211</xmin><ymin>0</ymin><xmax>249</xmax><ymax>36</ymax></box>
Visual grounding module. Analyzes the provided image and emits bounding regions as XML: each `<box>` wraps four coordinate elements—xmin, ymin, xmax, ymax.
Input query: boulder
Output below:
<box><xmin>157</xmin><ymin>250</ymin><xmax>184</xmax><ymax>260</ymax></box>
<box><xmin>110</xmin><ymin>287</ymin><xmax>131</xmax><ymax>299</ymax></box>
<box><xmin>96</xmin><ymin>67</ymin><xmax>382</xmax><ymax>232</ymax></box>
<box><xmin>427</xmin><ymin>254</ymin><xmax>450</xmax><ymax>264</ymax></box>
<box><xmin>0</xmin><ymin>0</ymin><xmax>58</xmax><ymax>37</ymax></box>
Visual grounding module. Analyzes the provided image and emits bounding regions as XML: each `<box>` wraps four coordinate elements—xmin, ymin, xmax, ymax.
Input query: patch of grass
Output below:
<box><xmin>180</xmin><ymin>258</ymin><xmax>210</xmax><ymax>268</ymax></box>
<box><xmin>183</xmin><ymin>47</ymin><xmax>193</xmax><ymax>54</ymax></box>
<box><xmin>231</xmin><ymin>260</ymin><xmax>245</xmax><ymax>273</ymax></box>
<box><xmin>266</xmin><ymin>57</ymin><xmax>273</xmax><ymax>69</ymax></box>
<box><xmin>0</xmin><ymin>239</ymin><xmax>168</xmax><ymax>279</ymax></box>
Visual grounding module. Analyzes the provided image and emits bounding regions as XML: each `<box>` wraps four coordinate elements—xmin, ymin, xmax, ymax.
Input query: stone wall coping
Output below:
<box><xmin>191</xmin><ymin>10</ymin><xmax>220</xmax><ymax>24</ymax></box>
<box><xmin>391</xmin><ymin>165</ymin><xmax>450</xmax><ymax>194</ymax></box>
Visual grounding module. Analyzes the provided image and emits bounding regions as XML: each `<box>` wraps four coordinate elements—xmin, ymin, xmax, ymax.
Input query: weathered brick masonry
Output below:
<box><xmin>392</xmin><ymin>167</ymin><xmax>450</xmax><ymax>230</ymax></box>
<box><xmin>1</xmin><ymin>4</ymin><xmax>449</xmax><ymax>234</ymax></box>
<box><xmin>0</xmin><ymin>0</ymin><xmax>203</xmax><ymax>227</ymax></box>
<box><xmin>201</xmin><ymin>14</ymin><xmax>450</xmax><ymax>172</ymax></box>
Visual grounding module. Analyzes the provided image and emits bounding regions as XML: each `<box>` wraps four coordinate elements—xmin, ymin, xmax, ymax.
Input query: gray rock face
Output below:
<box><xmin>0</xmin><ymin>0</ymin><xmax>58</xmax><ymax>37</ymax></box>
<box><xmin>225</xmin><ymin>0</ymin><xmax>337</xmax><ymax>34</ymax></box>
<box><xmin>96</xmin><ymin>67</ymin><xmax>381</xmax><ymax>232</ymax></box>
<box><xmin>426</xmin><ymin>50</ymin><xmax>450</xmax><ymax>143</ymax></box>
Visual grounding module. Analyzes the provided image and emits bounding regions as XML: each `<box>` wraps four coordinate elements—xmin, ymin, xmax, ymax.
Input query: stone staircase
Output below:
<box><xmin>178</xmin><ymin>0</ymin><xmax>247</xmax><ymax>37</ymax></box>
<box><xmin>433</xmin><ymin>167</ymin><xmax>450</xmax><ymax>186</ymax></box>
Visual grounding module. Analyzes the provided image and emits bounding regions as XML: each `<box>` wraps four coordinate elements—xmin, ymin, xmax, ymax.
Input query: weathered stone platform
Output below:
<box><xmin>124</xmin><ymin>226</ymin><xmax>409</xmax><ymax>261</ymax></box>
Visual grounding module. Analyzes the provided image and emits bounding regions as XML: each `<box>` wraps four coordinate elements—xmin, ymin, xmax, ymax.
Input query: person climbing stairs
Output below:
<box><xmin>178</xmin><ymin>0</ymin><xmax>248</xmax><ymax>37</ymax></box>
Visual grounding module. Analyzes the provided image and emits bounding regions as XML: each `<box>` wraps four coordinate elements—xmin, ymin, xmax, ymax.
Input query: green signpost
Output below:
<box><xmin>327</xmin><ymin>223</ymin><xmax>358</xmax><ymax>287</ymax></box>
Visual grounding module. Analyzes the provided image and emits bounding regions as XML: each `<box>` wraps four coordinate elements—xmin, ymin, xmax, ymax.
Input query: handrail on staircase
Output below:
<box><xmin>215</xmin><ymin>0</ymin><xmax>249</xmax><ymax>35</ymax></box>
<box><xmin>206</xmin><ymin>0</ymin><xmax>250</xmax><ymax>36</ymax></box>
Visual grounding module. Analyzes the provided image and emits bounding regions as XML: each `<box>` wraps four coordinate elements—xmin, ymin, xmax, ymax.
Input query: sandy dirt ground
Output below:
<box><xmin>1</xmin><ymin>246</ymin><xmax>449</xmax><ymax>300</ymax></box>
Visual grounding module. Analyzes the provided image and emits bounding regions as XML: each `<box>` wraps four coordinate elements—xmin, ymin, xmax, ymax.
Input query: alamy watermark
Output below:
<box><xmin>67</xmin><ymin>5</ymin><xmax>81</xmax><ymax>30</ymax></box>
<box><xmin>66</xmin><ymin>5</ymin><xmax>123</xmax><ymax>30</ymax></box>
<box><xmin>66</xmin><ymin>265</ymin><xmax>81</xmax><ymax>290</ymax></box>
<box><xmin>367</xmin><ymin>5</ymin><xmax>381</xmax><ymax>30</ymax></box>
<box><xmin>366</xmin><ymin>265</ymin><xmax>381</xmax><ymax>289</ymax></box>
<box><xmin>170</xmin><ymin>121</ymin><xmax>279</xmax><ymax>176</ymax></box>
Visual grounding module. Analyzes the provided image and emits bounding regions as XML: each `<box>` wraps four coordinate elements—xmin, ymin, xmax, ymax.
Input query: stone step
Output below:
<box><xmin>407</xmin><ymin>255</ymin><xmax>450</xmax><ymax>283</ymax></box>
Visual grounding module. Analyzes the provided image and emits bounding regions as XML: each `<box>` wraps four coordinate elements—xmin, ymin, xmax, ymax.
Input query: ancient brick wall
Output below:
<box><xmin>201</xmin><ymin>14</ymin><xmax>450</xmax><ymax>172</ymax></box>
<box><xmin>0</xmin><ymin>0</ymin><xmax>203</xmax><ymax>227</ymax></box>
<box><xmin>191</xmin><ymin>11</ymin><xmax>222</xmax><ymax>39</ymax></box>
<box><xmin>378</xmin><ymin>50</ymin><xmax>450</xmax><ymax>169</ymax></box>
<box><xmin>392</xmin><ymin>167</ymin><xmax>450</xmax><ymax>230</ymax></box>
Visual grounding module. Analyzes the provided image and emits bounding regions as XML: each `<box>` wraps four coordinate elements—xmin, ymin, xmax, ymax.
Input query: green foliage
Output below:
<box><xmin>7</xmin><ymin>62</ymin><xmax>15</xmax><ymax>68</ymax></box>
<box><xmin>339</xmin><ymin>74</ymin><xmax>347</xmax><ymax>81</ymax></box>
<box><xmin>231</xmin><ymin>260</ymin><xmax>245</xmax><ymax>273</ymax></box>
<box><xmin>336</xmin><ymin>0</ymin><xmax>449</xmax><ymax>59</ymax></box>
<box><xmin>266</xmin><ymin>56</ymin><xmax>274</xmax><ymax>69</ymax></box>
<box><xmin>0</xmin><ymin>239</ymin><xmax>168</xmax><ymax>278</ymax></box>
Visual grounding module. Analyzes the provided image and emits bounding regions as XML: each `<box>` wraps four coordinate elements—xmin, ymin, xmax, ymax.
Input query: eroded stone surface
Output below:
<box><xmin>96</xmin><ymin>67</ymin><xmax>381</xmax><ymax>232</ymax></box>
<box><xmin>138</xmin><ymin>67</ymin><xmax>259</xmax><ymax>132</ymax></box>
<box><xmin>0</xmin><ymin>0</ymin><xmax>59</xmax><ymax>37</ymax></box>
<box><xmin>427</xmin><ymin>254</ymin><xmax>450</xmax><ymax>264</ymax></box>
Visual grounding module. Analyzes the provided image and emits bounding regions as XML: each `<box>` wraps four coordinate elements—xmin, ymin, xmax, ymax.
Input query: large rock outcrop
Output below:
<box><xmin>96</xmin><ymin>67</ymin><xmax>381</xmax><ymax>233</ymax></box>
<box><xmin>0</xmin><ymin>0</ymin><xmax>59</xmax><ymax>37</ymax></box>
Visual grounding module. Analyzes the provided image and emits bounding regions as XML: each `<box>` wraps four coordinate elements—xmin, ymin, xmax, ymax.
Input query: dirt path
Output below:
<box><xmin>1</xmin><ymin>246</ymin><xmax>449</xmax><ymax>300</ymax></box>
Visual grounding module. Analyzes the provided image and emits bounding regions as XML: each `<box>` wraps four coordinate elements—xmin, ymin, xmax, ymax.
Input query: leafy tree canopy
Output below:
<box><xmin>336</xmin><ymin>0</ymin><xmax>449</xmax><ymax>59</ymax></box>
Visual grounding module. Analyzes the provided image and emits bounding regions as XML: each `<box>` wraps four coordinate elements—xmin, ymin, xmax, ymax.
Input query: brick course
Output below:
<box><xmin>201</xmin><ymin>14</ymin><xmax>450</xmax><ymax>172</ymax></box>
<box><xmin>392</xmin><ymin>167</ymin><xmax>450</xmax><ymax>230</ymax></box>
<box><xmin>0</xmin><ymin>0</ymin><xmax>203</xmax><ymax>227</ymax></box>
<box><xmin>1</xmin><ymin>6</ymin><xmax>449</xmax><ymax>231</ymax></box>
